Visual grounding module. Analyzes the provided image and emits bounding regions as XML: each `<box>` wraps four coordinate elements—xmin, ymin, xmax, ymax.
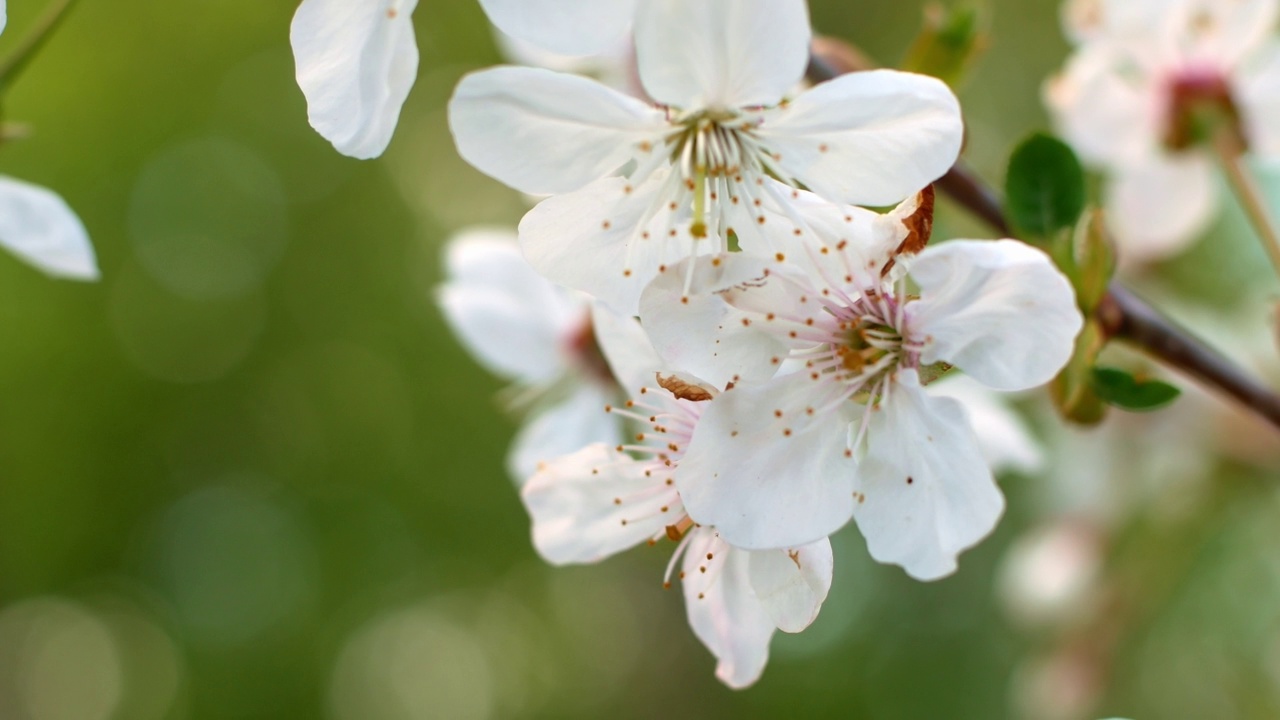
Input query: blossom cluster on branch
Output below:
<box><xmin>288</xmin><ymin>0</ymin><xmax>1280</xmax><ymax>692</ymax></box>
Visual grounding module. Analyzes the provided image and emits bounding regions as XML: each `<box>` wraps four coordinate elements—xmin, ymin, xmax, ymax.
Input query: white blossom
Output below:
<box><xmin>523</xmin><ymin>378</ymin><xmax>832</xmax><ymax>688</ymax></box>
<box><xmin>435</xmin><ymin>229</ymin><xmax>631</xmax><ymax>482</ymax></box>
<box><xmin>290</xmin><ymin>0</ymin><xmax>419</xmax><ymax>159</ymax></box>
<box><xmin>0</xmin><ymin>176</ymin><xmax>98</xmax><ymax>281</ymax></box>
<box><xmin>641</xmin><ymin>194</ymin><xmax>1082</xmax><ymax>579</ymax></box>
<box><xmin>449</xmin><ymin>0</ymin><xmax>962</xmax><ymax>313</ymax></box>
<box><xmin>1047</xmin><ymin>0</ymin><xmax>1280</xmax><ymax>259</ymax></box>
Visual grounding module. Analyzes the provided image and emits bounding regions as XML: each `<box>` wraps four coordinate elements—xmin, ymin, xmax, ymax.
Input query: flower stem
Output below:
<box><xmin>0</xmin><ymin>0</ymin><xmax>81</xmax><ymax>95</ymax></box>
<box><xmin>1213</xmin><ymin>131</ymin><xmax>1280</xmax><ymax>281</ymax></box>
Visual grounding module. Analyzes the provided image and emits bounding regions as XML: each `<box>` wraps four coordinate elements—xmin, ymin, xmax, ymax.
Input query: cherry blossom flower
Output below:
<box><xmin>522</xmin><ymin>312</ymin><xmax>832</xmax><ymax>688</ymax></box>
<box><xmin>436</xmin><ymin>229</ymin><xmax>633</xmax><ymax>482</ymax></box>
<box><xmin>1046</xmin><ymin>0</ymin><xmax>1280</xmax><ymax>259</ymax></box>
<box><xmin>290</xmin><ymin>0</ymin><xmax>419</xmax><ymax>159</ymax></box>
<box><xmin>0</xmin><ymin>176</ymin><xmax>98</xmax><ymax>281</ymax></box>
<box><xmin>448</xmin><ymin>0</ymin><xmax>963</xmax><ymax>313</ymax></box>
<box><xmin>640</xmin><ymin>194</ymin><xmax>1082</xmax><ymax>579</ymax></box>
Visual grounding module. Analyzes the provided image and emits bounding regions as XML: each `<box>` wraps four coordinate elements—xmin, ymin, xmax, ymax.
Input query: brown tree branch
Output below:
<box><xmin>807</xmin><ymin>52</ymin><xmax>1280</xmax><ymax>431</ymax></box>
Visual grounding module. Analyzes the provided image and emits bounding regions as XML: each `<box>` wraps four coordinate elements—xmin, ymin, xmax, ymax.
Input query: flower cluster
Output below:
<box><xmin>292</xmin><ymin>0</ymin><xmax>1085</xmax><ymax>688</ymax></box>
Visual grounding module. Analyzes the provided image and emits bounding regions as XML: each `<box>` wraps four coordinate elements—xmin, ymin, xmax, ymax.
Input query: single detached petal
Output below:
<box><xmin>746</xmin><ymin>538</ymin><xmax>833</xmax><ymax>633</ymax></box>
<box><xmin>759</xmin><ymin>70</ymin><xmax>964</xmax><ymax>207</ymax></box>
<box><xmin>0</xmin><ymin>1</ymin><xmax>6</xmax><ymax>36</ymax></box>
<box><xmin>507</xmin><ymin>383</ymin><xmax>621</xmax><ymax>483</ymax></box>
<box><xmin>681</xmin><ymin>531</ymin><xmax>775</xmax><ymax>689</ymax></box>
<box><xmin>907</xmin><ymin>240</ymin><xmax>1083</xmax><ymax>392</ymax></box>
<box><xmin>291</xmin><ymin>0</ymin><xmax>419</xmax><ymax>159</ymax></box>
<box><xmin>478</xmin><ymin>0</ymin><xmax>638</xmax><ymax>57</ymax></box>
<box><xmin>1104</xmin><ymin>153</ymin><xmax>1218</xmax><ymax>262</ymax></box>
<box><xmin>0</xmin><ymin>176</ymin><xmax>98</xmax><ymax>280</ymax></box>
<box><xmin>449</xmin><ymin>67</ymin><xmax>664</xmax><ymax>195</ymax></box>
<box><xmin>591</xmin><ymin>301</ymin><xmax>662</xmax><ymax>396</ymax></box>
<box><xmin>523</xmin><ymin>443</ymin><xmax>674</xmax><ymax>564</ymax></box>
<box><xmin>677</xmin><ymin>371</ymin><xmax>859</xmax><ymax>550</ymax></box>
<box><xmin>436</xmin><ymin>230</ymin><xmax>584</xmax><ymax>382</ymax></box>
<box><xmin>854</xmin><ymin>370</ymin><xmax>1004</xmax><ymax>581</ymax></box>
<box><xmin>634</xmin><ymin>0</ymin><xmax>809</xmax><ymax>109</ymax></box>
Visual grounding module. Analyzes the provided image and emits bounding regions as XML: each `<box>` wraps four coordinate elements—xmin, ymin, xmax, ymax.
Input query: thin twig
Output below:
<box><xmin>807</xmin><ymin>51</ymin><xmax>1280</xmax><ymax>431</ymax></box>
<box><xmin>0</xmin><ymin>0</ymin><xmax>80</xmax><ymax>94</ymax></box>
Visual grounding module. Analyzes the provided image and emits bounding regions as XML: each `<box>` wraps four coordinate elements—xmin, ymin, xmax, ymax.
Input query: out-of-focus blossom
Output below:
<box><xmin>0</xmin><ymin>176</ymin><xmax>98</xmax><ymax>280</ymax></box>
<box><xmin>642</xmin><ymin>194</ymin><xmax>1082</xmax><ymax>579</ymax></box>
<box><xmin>290</xmin><ymin>0</ymin><xmax>419</xmax><ymax>159</ymax></box>
<box><xmin>449</xmin><ymin>0</ymin><xmax>962</xmax><ymax>313</ymax></box>
<box><xmin>1047</xmin><ymin>0</ymin><xmax>1280</xmax><ymax>260</ymax></box>
<box><xmin>522</xmin><ymin>309</ymin><xmax>832</xmax><ymax>688</ymax></box>
<box><xmin>998</xmin><ymin>520</ymin><xmax>1104</xmax><ymax>627</ymax></box>
<box><xmin>435</xmin><ymin>229</ymin><xmax>628</xmax><ymax>482</ymax></box>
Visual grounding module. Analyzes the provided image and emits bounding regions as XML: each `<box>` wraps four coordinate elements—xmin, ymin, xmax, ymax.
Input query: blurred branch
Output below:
<box><xmin>0</xmin><ymin>0</ymin><xmax>80</xmax><ymax>95</ymax></box>
<box><xmin>807</xmin><ymin>49</ymin><xmax>1280</xmax><ymax>431</ymax></box>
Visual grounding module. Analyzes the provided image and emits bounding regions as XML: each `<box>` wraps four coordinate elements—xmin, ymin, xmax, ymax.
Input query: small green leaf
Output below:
<box><xmin>1006</xmin><ymin>133</ymin><xmax>1087</xmax><ymax>242</ymax></box>
<box><xmin>1091</xmin><ymin>367</ymin><xmax>1182</xmax><ymax>411</ymax></box>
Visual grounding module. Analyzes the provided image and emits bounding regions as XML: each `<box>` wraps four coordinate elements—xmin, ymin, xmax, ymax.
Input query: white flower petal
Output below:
<box><xmin>507</xmin><ymin>384</ymin><xmax>621</xmax><ymax>483</ymax></box>
<box><xmin>681</xmin><ymin>532</ymin><xmax>774</xmax><ymax>689</ymax></box>
<box><xmin>1240</xmin><ymin>43</ymin><xmax>1280</xmax><ymax>157</ymax></box>
<box><xmin>436</xmin><ymin>230</ymin><xmax>584</xmax><ymax>382</ymax></box>
<box><xmin>0</xmin><ymin>2</ymin><xmax>6</xmax><ymax>36</ymax></box>
<box><xmin>907</xmin><ymin>240</ymin><xmax>1082</xmax><ymax>392</ymax></box>
<box><xmin>639</xmin><ymin>254</ymin><xmax>788</xmax><ymax>388</ymax></box>
<box><xmin>522</xmin><ymin>443</ymin><xmax>674</xmax><ymax>564</ymax></box>
<box><xmin>854</xmin><ymin>370</ymin><xmax>1004</xmax><ymax>581</ymax></box>
<box><xmin>634</xmin><ymin>0</ymin><xmax>809</xmax><ymax>109</ymax></box>
<box><xmin>519</xmin><ymin>172</ymin><xmax>709</xmax><ymax>315</ymax></box>
<box><xmin>1182</xmin><ymin>0</ymin><xmax>1280</xmax><ymax>68</ymax></box>
<box><xmin>746</xmin><ymin>539</ymin><xmax>833</xmax><ymax>633</ymax></box>
<box><xmin>677</xmin><ymin>372</ymin><xmax>859</xmax><ymax>551</ymax></box>
<box><xmin>928</xmin><ymin>376</ymin><xmax>1044</xmax><ymax>475</ymax></box>
<box><xmin>759</xmin><ymin>70</ymin><xmax>964</xmax><ymax>207</ymax></box>
<box><xmin>1104</xmin><ymin>153</ymin><xmax>1218</xmax><ymax>262</ymax></box>
<box><xmin>478</xmin><ymin>0</ymin><xmax>638</xmax><ymax>57</ymax></box>
<box><xmin>290</xmin><ymin>0</ymin><xmax>419</xmax><ymax>159</ymax></box>
<box><xmin>590</xmin><ymin>301</ymin><xmax>662</xmax><ymax>396</ymax></box>
<box><xmin>1045</xmin><ymin>43</ymin><xmax>1159</xmax><ymax>167</ymax></box>
<box><xmin>0</xmin><ymin>176</ymin><xmax>98</xmax><ymax>280</ymax></box>
<box><xmin>448</xmin><ymin>67</ymin><xmax>664</xmax><ymax>195</ymax></box>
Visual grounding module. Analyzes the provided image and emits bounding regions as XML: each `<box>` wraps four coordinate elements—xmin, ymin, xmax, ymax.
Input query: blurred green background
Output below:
<box><xmin>1</xmin><ymin>0</ymin><xmax>1278</xmax><ymax>718</ymax></box>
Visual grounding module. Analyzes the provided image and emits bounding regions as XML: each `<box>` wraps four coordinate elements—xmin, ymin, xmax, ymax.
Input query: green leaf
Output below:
<box><xmin>1091</xmin><ymin>367</ymin><xmax>1182</xmax><ymax>411</ymax></box>
<box><xmin>1005</xmin><ymin>133</ymin><xmax>1087</xmax><ymax>242</ymax></box>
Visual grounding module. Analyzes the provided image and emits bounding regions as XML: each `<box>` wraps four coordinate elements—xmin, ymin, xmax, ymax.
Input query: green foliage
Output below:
<box><xmin>1005</xmin><ymin>133</ymin><xmax>1087</xmax><ymax>242</ymax></box>
<box><xmin>1092</xmin><ymin>367</ymin><xmax>1183</xmax><ymax>411</ymax></box>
